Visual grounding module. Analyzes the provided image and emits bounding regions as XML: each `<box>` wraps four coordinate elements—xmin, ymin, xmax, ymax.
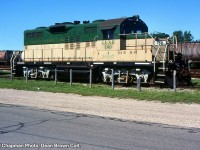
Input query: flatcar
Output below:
<box><xmin>13</xmin><ymin>15</ymin><xmax>190</xmax><ymax>86</ymax></box>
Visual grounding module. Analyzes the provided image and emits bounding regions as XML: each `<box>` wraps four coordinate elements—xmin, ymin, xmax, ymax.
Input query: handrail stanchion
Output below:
<box><xmin>55</xmin><ymin>68</ymin><xmax>57</xmax><ymax>84</ymax></box>
<box><xmin>89</xmin><ymin>69</ymin><xmax>92</xmax><ymax>88</ymax></box>
<box><xmin>26</xmin><ymin>67</ymin><xmax>28</xmax><ymax>83</ymax></box>
<box><xmin>173</xmin><ymin>70</ymin><xmax>176</xmax><ymax>93</ymax></box>
<box><xmin>111</xmin><ymin>69</ymin><xmax>114</xmax><ymax>90</ymax></box>
<box><xmin>70</xmin><ymin>69</ymin><xmax>72</xmax><ymax>86</ymax></box>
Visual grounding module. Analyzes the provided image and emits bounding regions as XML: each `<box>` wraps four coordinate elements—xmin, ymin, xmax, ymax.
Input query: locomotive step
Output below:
<box><xmin>159</xmin><ymin>61</ymin><xmax>166</xmax><ymax>63</ymax></box>
<box><xmin>155</xmin><ymin>81</ymin><xmax>165</xmax><ymax>84</ymax></box>
<box><xmin>158</xmin><ymin>67</ymin><xmax>165</xmax><ymax>70</ymax></box>
<box><xmin>157</xmin><ymin>74</ymin><xmax>165</xmax><ymax>77</ymax></box>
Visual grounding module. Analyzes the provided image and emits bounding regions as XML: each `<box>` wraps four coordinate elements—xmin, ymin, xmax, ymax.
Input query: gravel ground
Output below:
<box><xmin>0</xmin><ymin>89</ymin><xmax>200</xmax><ymax>128</ymax></box>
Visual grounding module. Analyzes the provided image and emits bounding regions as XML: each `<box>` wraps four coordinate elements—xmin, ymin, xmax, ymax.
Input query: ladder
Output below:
<box><xmin>10</xmin><ymin>51</ymin><xmax>22</xmax><ymax>76</ymax></box>
<box><xmin>153</xmin><ymin>39</ymin><xmax>168</xmax><ymax>84</ymax></box>
<box><xmin>153</xmin><ymin>36</ymin><xmax>178</xmax><ymax>84</ymax></box>
<box><xmin>154</xmin><ymin>61</ymin><xmax>167</xmax><ymax>84</ymax></box>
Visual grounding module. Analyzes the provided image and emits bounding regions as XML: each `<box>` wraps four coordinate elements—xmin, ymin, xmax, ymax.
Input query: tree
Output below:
<box><xmin>173</xmin><ymin>30</ymin><xmax>194</xmax><ymax>43</ymax></box>
<box><xmin>173</xmin><ymin>31</ymin><xmax>183</xmax><ymax>43</ymax></box>
<box><xmin>183</xmin><ymin>31</ymin><xmax>194</xmax><ymax>42</ymax></box>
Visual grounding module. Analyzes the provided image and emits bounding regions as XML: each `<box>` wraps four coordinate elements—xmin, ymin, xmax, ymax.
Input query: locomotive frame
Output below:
<box><xmin>12</xmin><ymin>15</ymin><xmax>191</xmax><ymax>86</ymax></box>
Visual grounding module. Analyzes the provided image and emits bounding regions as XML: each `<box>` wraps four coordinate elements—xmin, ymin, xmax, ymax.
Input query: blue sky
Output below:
<box><xmin>1</xmin><ymin>0</ymin><xmax>200</xmax><ymax>50</ymax></box>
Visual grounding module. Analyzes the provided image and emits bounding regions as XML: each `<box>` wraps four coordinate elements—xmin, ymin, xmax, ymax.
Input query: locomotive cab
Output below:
<box><xmin>120</xmin><ymin>15</ymin><xmax>148</xmax><ymax>35</ymax></box>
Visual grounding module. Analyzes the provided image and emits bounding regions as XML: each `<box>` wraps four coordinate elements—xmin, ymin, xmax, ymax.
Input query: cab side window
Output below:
<box><xmin>102</xmin><ymin>27</ymin><xmax>116</xmax><ymax>40</ymax></box>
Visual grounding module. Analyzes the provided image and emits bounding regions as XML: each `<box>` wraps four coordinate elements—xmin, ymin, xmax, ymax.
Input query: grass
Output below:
<box><xmin>0</xmin><ymin>78</ymin><xmax>200</xmax><ymax>104</ymax></box>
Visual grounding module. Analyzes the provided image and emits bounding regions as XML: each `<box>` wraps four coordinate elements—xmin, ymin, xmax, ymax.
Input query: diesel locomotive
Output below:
<box><xmin>13</xmin><ymin>15</ymin><xmax>191</xmax><ymax>86</ymax></box>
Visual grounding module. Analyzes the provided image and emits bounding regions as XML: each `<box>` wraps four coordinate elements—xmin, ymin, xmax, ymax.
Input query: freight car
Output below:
<box><xmin>0</xmin><ymin>50</ymin><xmax>13</xmax><ymax>65</ymax></box>
<box><xmin>0</xmin><ymin>50</ymin><xmax>22</xmax><ymax>76</ymax></box>
<box><xmin>178</xmin><ymin>42</ymin><xmax>200</xmax><ymax>78</ymax></box>
<box><xmin>0</xmin><ymin>50</ymin><xmax>13</xmax><ymax>75</ymax></box>
<box><xmin>13</xmin><ymin>15</ymin><xmax>191</xmax><ymax>86</ymax></box>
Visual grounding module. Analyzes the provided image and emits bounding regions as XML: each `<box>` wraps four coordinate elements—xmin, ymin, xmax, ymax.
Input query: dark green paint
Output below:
<box><xmin>24</xmin><ymin>16</ymin><xmax>167</xmax><ymax>46</ymax></box>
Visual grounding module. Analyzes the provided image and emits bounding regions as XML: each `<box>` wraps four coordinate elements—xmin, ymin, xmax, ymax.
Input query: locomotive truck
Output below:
<box><xmin>12</xmin><ymin>15</ymin><xmax>190</xmax><ymax>86</ymax></box>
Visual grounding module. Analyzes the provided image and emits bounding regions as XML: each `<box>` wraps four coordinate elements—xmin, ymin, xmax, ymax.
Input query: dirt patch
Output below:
<box><xmin>0</xmin><ymin>89</ymin><xmax>200</xmax><ymax>128</ymax></box>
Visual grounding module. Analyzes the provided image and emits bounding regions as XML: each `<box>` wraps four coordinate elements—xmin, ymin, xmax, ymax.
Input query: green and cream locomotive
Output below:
<box><xmin>14</xmin><ymin>15</ymin><xmax>190</xmax><ymax>86</ymax></box>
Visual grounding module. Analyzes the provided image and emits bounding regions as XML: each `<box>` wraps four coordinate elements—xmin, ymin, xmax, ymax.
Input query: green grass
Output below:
<box><xmin>192</xmin><ymin>78</ymin><xmax>200</xmax><ymax>86</ymax></box>
<box><xmin>0</xmin><ymin>78</ymin><xmax>200</xmax><ymax>104</ymax></box>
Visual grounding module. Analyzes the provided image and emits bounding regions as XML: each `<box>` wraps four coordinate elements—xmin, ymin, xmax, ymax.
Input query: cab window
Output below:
<box><xmin>102</xmin><ymin>27</ymin><xmax>116</xmax><ymax>40</ymax></box>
